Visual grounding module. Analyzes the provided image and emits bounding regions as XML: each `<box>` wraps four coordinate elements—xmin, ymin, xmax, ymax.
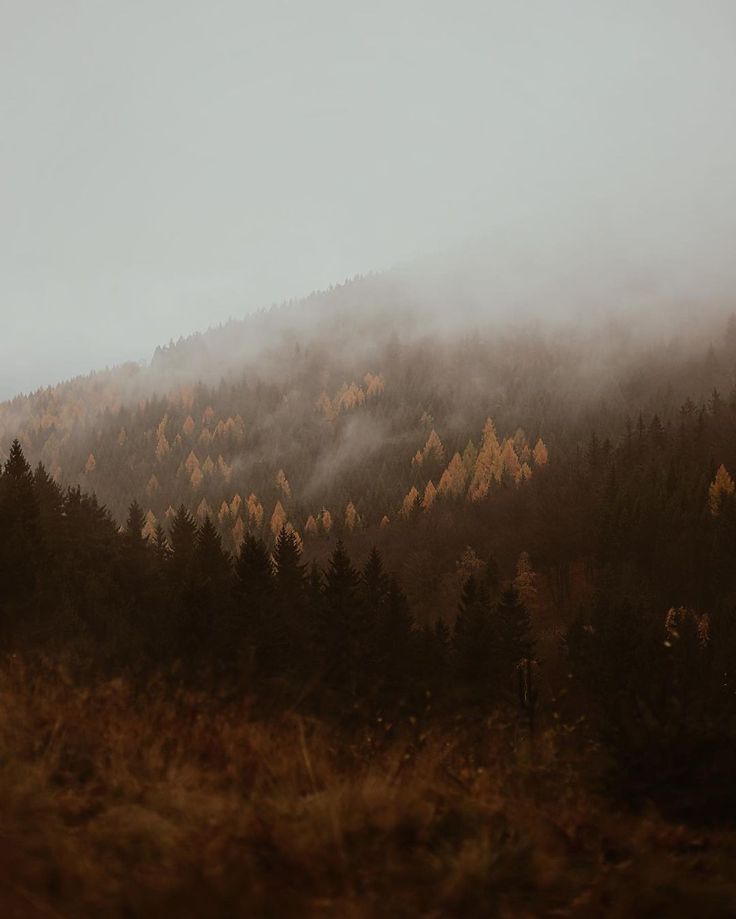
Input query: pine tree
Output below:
<box><xmin>319</xmin><ymin>540</ymin><xmax>364</xmax><ymax>698</ymax></box>
<box><xmin>168</xmin><ymin>505</ymin><xmax>198</xmax><ymax>571</ymax></box>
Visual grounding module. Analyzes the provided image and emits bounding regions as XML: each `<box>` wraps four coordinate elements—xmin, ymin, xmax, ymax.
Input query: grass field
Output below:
<box><xmin>0</xmin><ymin>658</ymin><xmax>734</xmax><ymax>918</ymax></box>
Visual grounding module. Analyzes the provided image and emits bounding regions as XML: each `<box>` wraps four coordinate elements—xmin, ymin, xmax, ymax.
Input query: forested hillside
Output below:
<box><xmin>3</xmin><ymin>278</ymin><xmax>736</xmax><ymax>912</ymax></box>
<box><xmin>3</xmin><ymin>275</ymin><xmax>736</xmax><ymax>625</ymax></box>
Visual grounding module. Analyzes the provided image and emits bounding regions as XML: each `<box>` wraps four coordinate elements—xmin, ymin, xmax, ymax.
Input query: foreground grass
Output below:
<box><xmin>0</xmin><ymin>660</ymin><xmax>734</xmax><ymax>917</ymax></box>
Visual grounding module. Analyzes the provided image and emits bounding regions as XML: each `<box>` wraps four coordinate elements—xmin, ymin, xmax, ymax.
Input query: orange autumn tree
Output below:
<box><xmin>709</xmin><ymin>464</ymin><xmax>735</xmax><ymax>516</ymax></box>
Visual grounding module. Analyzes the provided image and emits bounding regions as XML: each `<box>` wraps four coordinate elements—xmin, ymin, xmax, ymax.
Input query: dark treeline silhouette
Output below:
<box><xmin>0</xmin><ymin>438</ymin><xmax>533</xmax><ymax>724</ymax></box>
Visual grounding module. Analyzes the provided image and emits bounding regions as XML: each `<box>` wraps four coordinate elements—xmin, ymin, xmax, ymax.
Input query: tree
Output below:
<box><xmin>344</xmin><ymin>501</ymin><xmax>359</xmax><ymax>531</ymax></box>
<box><xmin>400</xmin><ymin>485</ymin><xmax>419</xmax><ymax>518</ymax></box>
<box><xmin>0</xmin><ymin>440</ymin><xmax>43</xmax><ymax>618</ymax></box>
<box><xmin>276</xmin><ymin>468</ymin><xmax>292</xmax><ymax>498</ymax></box>
<box><xmin>533</xmin><ymin>438</ymin><xmax>548</xmax><ymax>467</ymax></box>
<box><xmin>319</xmin><ymin>540</ymin><xmax>364</xmax><ymax>699</ymax></box>
<box><xmin>168</xmin><ymin>505</ymin><xmax>198</xmax><ymax>572</ymax></box>
<box><xmin>453</xmin><ymin>575</ymin><xmax>495</xmax><ymax>704</ymax></box>
<box><xmin>709</xmin><ymin>464</ymin><xmax>735</xmax><ymax>516</ymax></box>
<box><xmin>270</xmin><ymin>500</ymin><xmax>287</xmax><ymax>538</ymax></box>
<box><xmin>438</xmin><ymin>452</ymin><xmax>467</xmax><ymax>497</ymax></box>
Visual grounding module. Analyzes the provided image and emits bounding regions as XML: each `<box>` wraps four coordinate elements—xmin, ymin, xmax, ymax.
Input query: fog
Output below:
<box><xmin>2</xmin><ymin>1</ymin><xmax>736</xmax><ymax>399</ymax></box>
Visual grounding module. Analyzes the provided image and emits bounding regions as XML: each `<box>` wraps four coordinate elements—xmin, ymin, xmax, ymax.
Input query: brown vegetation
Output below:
<box><xmin>1</xmin><ymin>659</ymin><xmax>735</xmax><ymax>918</ymax></box>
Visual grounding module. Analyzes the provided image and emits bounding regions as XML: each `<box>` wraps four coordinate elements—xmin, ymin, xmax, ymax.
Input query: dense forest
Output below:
<box><xmin>3</xmin><ymin>279</ymin><xmax>736</xmax><ymax>913</ymax></box>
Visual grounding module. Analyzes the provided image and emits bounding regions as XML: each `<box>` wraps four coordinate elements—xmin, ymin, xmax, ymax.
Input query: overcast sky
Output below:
<box><xmin>2</xmin><ymin>1</ymin><xmax>736</xmax><ymax>398</ymax></box>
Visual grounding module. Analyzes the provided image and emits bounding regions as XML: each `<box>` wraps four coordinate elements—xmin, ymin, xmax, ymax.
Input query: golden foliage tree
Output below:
<box><xmin>500</xmin><ymin>438</ymin><xmax>522</xmax><ymax>483</ymax></box>
<box><xmin>218</xmin><ymin>455</ymin><xmax>232</xmax><ymax>482</ymax></box>
<box><xmin>196</xmin><ymin>498</ymin><xmax>212</xmax><ymax>521</ymax></box>
<box><xmin>232</xmin><ymin>516</ymin><xmax>245</xmax><ymax>553</ymax></box>
<box><xmin>364</xmin><ymin>372</ymin><xmax>385</xmax><ymax>397</ymax></box>
<box><xmin>400</xmin><ymin>485</ymin><xmax>419</xmax><ymax>518</ymax></box>
<box><xmin>533</xmin><ymin>438</ymin><xmax>549</xmax><ymax>467</ymax></box>
<box><xmin>709</xmin><ymin>464</ymin><xmax>735</xmax><ymax>516</ymax></box>
<box><xmin>438</xmin><ymin>452</ymin><xmax>467</xmax><ymax>497</ymax></box>
<box><xmin>344</xmin><ymin>501</ymin><xmax>359</xmax><ymax>531</ymax></box>
<box><xmin>320</xmin><ymin>508</ymin><xmax>333</xmax><ymax>534</ymax></box>
<box><xmin>142</xmin><ymin>510</ymin><xmax>158</xmax><ymax>541</ymax></box>
<box><xmin>422</xmin><ymin>479</ymin><xmax>437</xmax><ymax>510</ymax></box>
<box><xmin>247</xmin><ymin>493</ymin><xmax>264</xmax><ymax>530</ymax></box>
<box><xmin>270</xmin><ymin>500</ymin><xmax>287</xmax><ymax>538</ymax></box>
<box><xmin>155</xmin><ymin>433</ymin><xmax>170</xmax><ymax>461</ymax></box>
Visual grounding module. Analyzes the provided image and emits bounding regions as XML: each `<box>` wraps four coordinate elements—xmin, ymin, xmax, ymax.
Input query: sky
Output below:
<box><xmin>2</xmin><ymin>1</ymin><xmax>736</xmax><ymax>399</ymax></box>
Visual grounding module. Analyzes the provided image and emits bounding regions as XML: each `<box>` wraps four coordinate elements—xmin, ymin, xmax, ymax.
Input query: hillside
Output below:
<box><xmin>2</xmin><ymin>273</ymin><xmax>736</xmax><ymax>623</ymax></box>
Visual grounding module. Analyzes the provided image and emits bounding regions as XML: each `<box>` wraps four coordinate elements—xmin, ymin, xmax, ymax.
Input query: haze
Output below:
<box><xmin>2</xmin><ymin>0</ymin><xmax>736</xmax><ymax>399</ymax></box>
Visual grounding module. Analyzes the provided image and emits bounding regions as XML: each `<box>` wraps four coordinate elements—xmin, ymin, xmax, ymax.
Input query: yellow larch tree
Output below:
<box><xmin>155</xmin><ymin>432</ymin><xmax>170</xmax><ymax>461</ymax></box>
<box><xmin>84</xmin><ymin>453</ymin><xmax>96</xmax><ymax>475</ymax></box>
<box><xmin>400</xmin><ymin>486</ymin><xmax>420</xmax><ymax>518</ymax></box>
<box><xmin>462</xmin><ymin>440</ymin><xmax>478</xmax><ymax>478</ymax></box>
<box><xmin>230</xmin><ymin>493</ymin><xmax>243</xmax><ymax>518</ymax></box>
<box><xmin>184</xmin><ymin>451</ymin><xmax>200</xmax><ymax>475</ymax></box>
<box><xmin>500</xmin><ymin>438</ymin><xmax>522</xmax><ymax>483</ymax></box>
<box><xmin>320</xmin><ymin>508</ymin><xmax>333</xmax><ymax>534</ymax></box>
<box><xmin>709</xmin><ymin>464</ymin><xmax>735</xmax><ymax>515</ymax></box>
<box><xmin>142</xmin><ymin>510</ymin><xmax>158</xmax><ymax>541</ymax></box>
<box><xmin>196</xmin><ymin>498</ymin><xmax>212</xmax><ymax>521</ymax></box>
<box><xmin>232</xmin><ymin>517</ymin><xmax>245</xmax><ymax>553</ymax></box>
<box><xmin>247</xmin><ymin>493</ymin><xmax>264</xmax><ymax>529</ymax></box>
<box><xmin>218</xmin><ymin>501</ymin><xmax>231</xmax><ymax>525</ymax></box>
<box><xmin>146</xmin><ymin>474</ymin><xmax>160</xmax><ymax>496</ymax></box>
<box><xmin>190</xmin><ymin>466</ymin><xmax>203</xmax><ymax>489</ymax></box>
<box><xmin>533</xmin><ymin>438</ymin><xmax>549</xmax><ymax>467</ymax></box>
<box><xmin>422</xmin><ymin>429</ymin><xmax>445</xmax><ymax>464</ymax></box>
<box><xmin>422</xmin><ymin>480</ymin><xmax>437</xmax><ymax>510</ymax></box>
<box><xmin>468</xmin><ymin>421</ymin><xmax>502</xmax><ymax>501</ymax></box>
<box><xmin>276</xmin><ymin>469</ymin><xmax>292</xmax><ymax>498</ymax></box>
<box><xmin>304</xmin><ymin>515</ymin><xmax>318</xmax><ymax>536</ymax></box>
<box><xmin>271</xmin><ymin>500</ymin><xmax>287</xmax><ymax>538</ymax></box>
<box><xmin>438</xmin><ymin>452</ymin><xmax>467</xmax><ymax>497</ymax></box>
<box><xmin>182</xmin><ymin>416</ymin><xmax>196</xmax><ymax>437</ymax></box>
<box><xmin>344</xmin><ymin>501</ymin><xmax>359</xmax><ymax>531</ymax></box>
<box><xmin>217</xmin><ymin>455</ymin><xmax>232</xmax><ymax>483</ymax></box>
<box><xmin>364</xmin><ymin>372</ymin><xmax>385</xmax><ymax>397</ymax></box>
<box><xmin>380</xmin><ymin>515</ymin><xmax>390</xmax><ymax>528</ymax></box>
<box><xmin>202</xmin><ymin>456</ymin><xmax>215</xmax><ymax>476</ymax></box>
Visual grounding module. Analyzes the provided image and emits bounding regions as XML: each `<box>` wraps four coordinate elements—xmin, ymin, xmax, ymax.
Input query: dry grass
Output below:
<box><xmin>0</xmin><ymin>659</ymin><xmax>734</xmax><ymax>918</ymax></box>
